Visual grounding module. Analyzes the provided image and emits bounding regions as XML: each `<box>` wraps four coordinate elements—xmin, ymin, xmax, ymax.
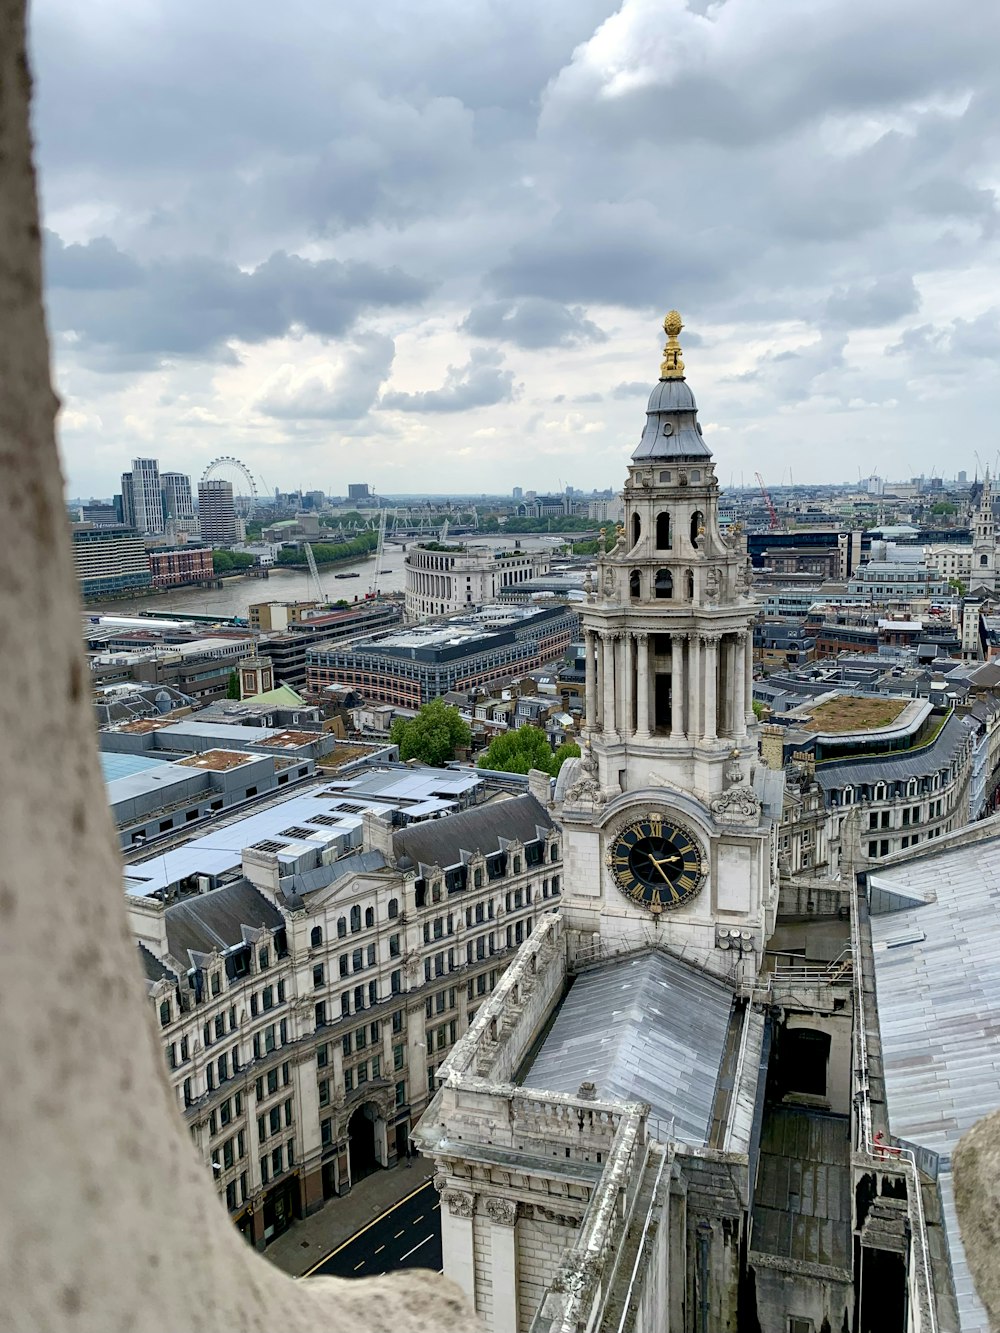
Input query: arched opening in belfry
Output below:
<box><xmin>690</xmin><ymin>510</ymin><xmax>704</xmax><ymax>549</ymax></box>
<box><xmin>630</xmin><ymin>569</ymin><xmax>642</xmax><ymax>600</ymax></box>
<box><xmin>654</xmin><ymin>569</ymin><xmax>673</xmax><ymax>599</ymax></box>
<box><xmin>655</xmin><ymin>512</ymin><xmax>671</xmax><ymax>550</ymax></box>
<box><xmin>631</xmin><ymin>512</ymin><xmax>641</xmax><ymax>547</ymax></box>
<box><xmin>685</xmin><ymin>569</ymin><xmax>695</xmax><ymax>600</ymax></box>
<box><xmin>982</xmin><ymin>554</ymin><xmax>989</xmax><ymax>567</ymax></box>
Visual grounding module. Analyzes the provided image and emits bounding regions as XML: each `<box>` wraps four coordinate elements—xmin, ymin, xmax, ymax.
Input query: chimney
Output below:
<box><xmin>126</xmin><ymin>895</ymin><xmax>168</xmax><ymax>958</ymax></box>
<box><xmin>362</xmin><ymin>808</ymin><xmax>395</xmax><ymax>862</ymax></box>
<box><xmin>527</xmin><ymin>767</ymin><xmax>553</xmax><ymax>806</ymax></box>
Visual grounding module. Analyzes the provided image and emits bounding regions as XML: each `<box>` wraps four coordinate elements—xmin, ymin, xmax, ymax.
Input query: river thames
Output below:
<box><xmin>88</xmin><ymin>535</ymin><xmax>566</xmax><ymax>621</ymax></box>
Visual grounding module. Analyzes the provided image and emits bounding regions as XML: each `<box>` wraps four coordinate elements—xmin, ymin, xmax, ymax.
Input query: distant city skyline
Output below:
<box><xmin>31</xmin><ymin>1</ymin><xmax>1000</xmax><ymax>499</ymax></box>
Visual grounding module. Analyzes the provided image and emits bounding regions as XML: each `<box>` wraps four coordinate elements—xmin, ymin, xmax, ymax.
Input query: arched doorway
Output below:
<box><xmin>348</xmin><ymin>1102</ymin><xmax>383</xmax><ymax>1184</ymax></box>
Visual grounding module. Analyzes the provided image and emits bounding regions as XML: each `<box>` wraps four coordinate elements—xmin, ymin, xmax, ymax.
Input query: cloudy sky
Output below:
<box><xmin>30</xmin><ymin>0</ymin><xmax>1000</xmax><ymax>500</ymax></box>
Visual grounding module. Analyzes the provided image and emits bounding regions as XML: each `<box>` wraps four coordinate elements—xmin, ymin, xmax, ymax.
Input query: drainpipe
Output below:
<box><xmin>696</xmin><ymin>1220</ymin><xmax>713</xmax><ymax>1333</ymax></box>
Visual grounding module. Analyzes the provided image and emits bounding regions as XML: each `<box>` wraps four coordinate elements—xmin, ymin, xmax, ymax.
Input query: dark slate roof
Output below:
<box><xmin>392</xmin><ymin>793</ymin><xmax>553</xmax><ymax>871</ymax></box>
<box><xmin>165</xmin><ymin>880</ymin><xmax>284</xmax><ymax>962</ymax></box>
<box><xmin>138</xmin><ymin>942</ymin><xmax>175</xmax><ymax>983</ymax></box>
<box><xmin>814</xmin><ymin>713</ymin><xmax>970</xmax><ymax>792</ymax></box>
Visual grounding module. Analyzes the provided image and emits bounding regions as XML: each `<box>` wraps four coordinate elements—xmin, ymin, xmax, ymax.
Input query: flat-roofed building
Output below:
<box><xmin>307</xmin><ymin>604</ymin><xmax>578</xmax><ymax>708</ymax></box>
<box><xmin>73</xmin><ymin>524</ymin><xmax>152</xmax><ymax>599</ymax></box>
<box><xmin>404</xmin><ymin>543</ymin><xmax>551</xmax><ymax>621</ymax></box>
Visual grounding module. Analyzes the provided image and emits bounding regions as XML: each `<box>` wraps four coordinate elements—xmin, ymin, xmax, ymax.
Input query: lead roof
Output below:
<box><xmin>522</xmin><ymin>950</ymin><xmax>736</xmax><ymax>1144</ymax></box>
<box><xmin>164</xmin><ymin>880</ymin><xmax>284</xmax><ymax>962</ymax></box>
<box><xmin>392</xmin><ymin>793</ymin><xmax>553</xmax><ymax>872</ymax></box>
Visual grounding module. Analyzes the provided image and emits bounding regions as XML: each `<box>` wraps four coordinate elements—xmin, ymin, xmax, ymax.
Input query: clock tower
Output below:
<box><xmin>556</xmin><ymin>312</ymin><xmax>780</xmax><ymax>980</ymax></box>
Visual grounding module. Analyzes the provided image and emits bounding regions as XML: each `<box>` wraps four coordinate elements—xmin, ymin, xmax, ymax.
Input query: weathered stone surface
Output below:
<box><xmin>954</xmin><ymin>1109</ymin><xmax>1000</xmax><ymax>1326</ymax></box>
<box><xmin>0</xmin><ymin>6</ymin><xmax>474</xmax><ymax>1329</ymax></box>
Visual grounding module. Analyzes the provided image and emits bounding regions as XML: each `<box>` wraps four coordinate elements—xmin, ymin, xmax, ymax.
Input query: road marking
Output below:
<box><xmin>394</xmin><ymin>1229</ymin><xmax>405</xmax><ymax>1238</ymax></box>
<box><xmin>353</xmin><ymin>1262</ymin><xmax>365</xmax><ymax>1272</ymax></box>
<box><xmin>412</xmin><ymin>1215</ymin><xmax>424</xmax><ymax>1224</ymax></box>
<box><xmin>400</xmin><ymin>1234</ymin><xmax>434</xmax><ymax>1262</ymax></box>
<box><xmin>301</xmin><ymin>1180</ymin><xmax>435</xmax><ymax>1277</ymax></box>
<box><xmin>374</xmin><ymin>1245</ymin><xmax>385</xmax><ymax>1254</ymax></box>
<box><xmin>431</xmin><ymin>1202</ymin><xmax>440</xmax><ymax>1211</ymax></box>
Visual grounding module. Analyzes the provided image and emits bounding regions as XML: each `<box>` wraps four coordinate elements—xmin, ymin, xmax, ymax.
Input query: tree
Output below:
<box><xmin>477</xmin><ymin>728</ymin><xmax>579</xmax><ymax>776</ymax></box>
<box><xmin>226</xmin><ymin>671</ymin><xmax>241</xmax><ymax>700</ymax></box>
<box><xmin>390</xmin><ymin>699</ymin><xmax>471</xmax><ymax>766</ymax></box>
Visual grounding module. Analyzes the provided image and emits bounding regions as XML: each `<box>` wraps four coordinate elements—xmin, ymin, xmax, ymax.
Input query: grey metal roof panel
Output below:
<box><xmin>289</xmin><ymin>849</ymin><xmax>387</xmax><ymax>896</ymax></box>
<box><xmin>869</xmin><ymin>837</ymin><xmax>1000</xmax><ymax>1332</ymax></box>
<box><xmin>521</xmin><ymin>950</ymin><xmax>735</xmax><ymax>1145</ymax></box>
<box><xmin>392</xmin><ymin>793</ymin><xmax>553</xmax><ymax>872</ymax></box>
<box><xmin>164</xmin><ymin>881</ymin><xmax>284</xmax><ymax>961</ymax></box>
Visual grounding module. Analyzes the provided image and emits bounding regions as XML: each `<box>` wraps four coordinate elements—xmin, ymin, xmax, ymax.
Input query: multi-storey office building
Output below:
<box><xmin>161</xmin><ymin>471</ymin><xmax>195</xmax><ymax>521</ymax></box>
<box><xmin>120</xmin><ymin>457</ymin><xmax>165</xmax><ymax>535</ymax></box>
<box><xmin>72</xmin><ymin>525</ymin><xmax>152</xmax><ymax>599</ymax></box>
<box><xmin>404</xmin><ymin>543</ymin><xmax>550</xmax><ymax>621</ymax></box>
<box><xmin>253</xmin><ymin>601</ymin><xmax>403</xmax><ymax>691</ymax></box>
<box><xmin>133</xmin><ymin>786</ymin><xmax>561</xmax><ymax>1249</ymax></box>
<box><xmin>198</xmin><ymin>479</ymin><xmax>239</xmax><ymax>545</ymax></box>
<box><xmin>306</xmin><ymin>604</ymin><xmax>578</xmax><ymax>708</ymax></box>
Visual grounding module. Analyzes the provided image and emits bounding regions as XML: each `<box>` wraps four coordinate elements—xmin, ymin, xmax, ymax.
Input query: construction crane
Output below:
<box><xmin>368</xmin><ymin>508</ymin><xmax>388</xmax><ymax>598</ymax></box>
<box><xmin>303</xmin><ymin>540</ymin><xmax>326</xmax><ymax>604</ymax></box>
<box><xmin>755</xmin><ymin>472</ymin><xmax>779</xmax><ymax>530</ymax></box>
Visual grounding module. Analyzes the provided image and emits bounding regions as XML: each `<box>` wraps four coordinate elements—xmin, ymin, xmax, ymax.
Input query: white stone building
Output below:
<box><xmin>404</xmin><ymin>542</ymin><xmax>550</xmax><ymax>621</ymax></box>
<box><xmin>132</xmin><ymin>774</ymin><xmax>562</xmax><ymax>1249</ymax></box>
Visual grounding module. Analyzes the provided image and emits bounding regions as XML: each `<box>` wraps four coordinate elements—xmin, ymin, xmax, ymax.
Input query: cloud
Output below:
<box><xmin>43</xmin><ymin>231</ymin><xmax>428</xmax><ymax>370</ymax></box>
<box><xmin>462</xmin><ymin>297</ymin><xmax>606</xmax><ymax>348</ymax></box>
<box><xmin>28</xmin><ymin>0</ymin><xmax>1000</xmax><ymax>493</ymax></box>
<box><xmin>380</xmin><ymin>348</ymin><xmax>516</xmax><ymax>414</ymax></box>
<box><xmin>255</xmin><ymin>332</ymin><xmax>395</xmax><ymax>421</ymax></box>
<box><xmin>825</xmin><ymin>275</ymin><xmax>921</xmax><ymax>328</ymax></box>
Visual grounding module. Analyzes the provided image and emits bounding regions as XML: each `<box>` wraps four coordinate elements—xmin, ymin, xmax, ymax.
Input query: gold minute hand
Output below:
<box><xmin>647</xmin><ymin>855</ymin><xmax>675</xmax><ymax>882</ymax></box>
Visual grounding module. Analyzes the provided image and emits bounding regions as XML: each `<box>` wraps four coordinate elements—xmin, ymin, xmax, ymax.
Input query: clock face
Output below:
<box><xmin>606</xmin><ymin>815</ymin><xmax>706</xmax><ymax>913</ymax></box>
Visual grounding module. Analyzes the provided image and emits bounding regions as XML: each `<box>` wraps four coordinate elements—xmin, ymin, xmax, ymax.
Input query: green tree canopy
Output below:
<box><xmin>390</xmin><ymin>699</ymin><xmax>472</xmax><ymax>766</ymax></box>
<box><xmin>477</xmin><ymin>728</ymin><xmax>579</xmax><ymax>776</ymax></box>
<box><xmin>226</xmin><ymin>670</ymin><xmax>241</xmax><ymax>700</ymax></box>
<box><xmin>212</xmin><ymin>550</ymin><xmax>255</xmax><ymax>573</ymax></box>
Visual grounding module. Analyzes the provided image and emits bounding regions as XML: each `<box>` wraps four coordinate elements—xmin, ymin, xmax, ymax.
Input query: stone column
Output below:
<box><xmin>601</xmin><ymin>632</ymin><xmax>617</xmax><ymax>737</ymax></box>
<box><xmin>704</xmin><ymin>634</ymin><xmax>718</xmax><ymax>742</ymax></box>
<box><xmin>670</xmin><ymin>632</ymin><xmax>685</xmax><ymax>738</ymax></box>
<box><xmin>620</xmin><ymin>633</ymin><xmax>633</xmax><ymax>737</ymax></box>
<box><xmin>690</xmin><ymin>633</ymin><xmax>702</xmax><ymax>742</ymax></box>
<box><xmin>733</xmin><ymin>632</ymin><xmax>748</xmax><ymax>739</ymax></box>
<box><xmin>441</xmin><ymin>1189</ymin><xmax>476</xmax><ymax>1308</ymax></box>
<box><xmin>485</xmin><ymin>1197</ymin><xmax>518</xmax><ymax>1333</ymax></box>
<box><xmin>744</xmin><ymin>627</ymin><xmax>755</xmax><ymax>725</ymax></box>
<box><xmin>635</xmin><ymin>633</ymin><xmax>650</xmax><ymax>738</ymax></box>
<box><xmin>584</xmin><ymin>630</ymin><xmax>597</xmax><ymax>731</ymax></box>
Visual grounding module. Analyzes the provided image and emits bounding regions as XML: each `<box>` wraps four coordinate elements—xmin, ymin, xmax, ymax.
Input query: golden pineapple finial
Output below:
<box><xmin>660</xmin><ymin>310</ymin><xmax>685</xmax><ymax>379</ymax></box>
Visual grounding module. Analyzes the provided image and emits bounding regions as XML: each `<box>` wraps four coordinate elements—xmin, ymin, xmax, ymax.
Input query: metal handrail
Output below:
<box><xmin>615</xmin><ymin>1146</ymin><xmax>671</xmax><ymax>1333</ymax></box>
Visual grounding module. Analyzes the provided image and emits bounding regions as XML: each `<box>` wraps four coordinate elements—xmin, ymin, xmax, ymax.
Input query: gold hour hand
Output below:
<box><xmin>647</xmin><ymin>855</ymin><xmax>674</xmax><ymax>882</ymax></box>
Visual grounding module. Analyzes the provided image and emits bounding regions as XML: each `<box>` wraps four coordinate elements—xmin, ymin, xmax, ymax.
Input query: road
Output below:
<box><xmin>304</xmin><ymin>1179</ymin><xmax>442</xmax><ymax>1279</ymax></box>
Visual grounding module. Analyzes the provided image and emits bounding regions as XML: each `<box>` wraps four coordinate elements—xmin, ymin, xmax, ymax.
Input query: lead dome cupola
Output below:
<box><xmin>631</xmin><ymin>310</ymin><xmax>711</xmax><ymax>463</ymax></box>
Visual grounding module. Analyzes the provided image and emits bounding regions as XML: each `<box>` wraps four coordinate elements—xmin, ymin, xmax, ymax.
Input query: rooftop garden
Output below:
<box><xmin>809</xmin><ymin>695</ymin><xmax>910</xmax><ymax>734</ymax></box>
